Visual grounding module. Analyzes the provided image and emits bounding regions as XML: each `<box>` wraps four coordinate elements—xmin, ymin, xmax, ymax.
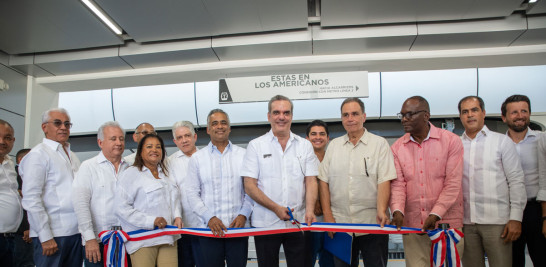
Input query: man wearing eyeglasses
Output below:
<box><xmin>19</xmin><ymin>108</ymin><xmax>83</xmax><ymax>266</ymax></box>
<box><xmin>124</xmin><ymin>122</ymin><xmax>156</xmax><ymax>165</ymax></box>
<box><xmin>390</xmin><ymin>96</ymin><xmax>464</xmax><ymax>267</ymax></box>
<box><xmin>318</xmin><ymin>97</ymin><xmax>396</xmax><ymax>267</ymax></box>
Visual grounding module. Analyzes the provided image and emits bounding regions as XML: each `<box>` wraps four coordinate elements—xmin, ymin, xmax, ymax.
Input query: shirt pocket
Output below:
<box><xmin>144</xmin><ymin>182</ymin><xmax>165</xmax><ymax>209</ymax></box>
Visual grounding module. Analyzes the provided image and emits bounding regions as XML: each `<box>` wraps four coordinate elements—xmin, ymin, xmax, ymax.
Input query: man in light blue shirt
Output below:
<box><xmin>185</xmin><ymin>109</ymin><xmax>252</xmax><ymax>267</ymax></box>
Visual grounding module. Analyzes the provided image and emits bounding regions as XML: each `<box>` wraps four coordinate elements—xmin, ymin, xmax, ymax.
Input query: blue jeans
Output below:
<box><xmin>310</xmin><ymin>232</ymin><xmax>334</xmax><ymax>267</ymax></box>
<box><xmin>32</xmin><ymin>234</ymin><xmax>83</xmax><ymax>267</ymax></box>
<box><xmin>13</xmin><ymin>234</ymin><xmax>34</xmax><ymax>267</ymax></box>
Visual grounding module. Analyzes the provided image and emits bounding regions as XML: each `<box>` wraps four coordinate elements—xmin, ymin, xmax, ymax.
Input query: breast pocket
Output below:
<box><xmin>144</xmin><ymin>182</ymin><xmax>165</xmax><ymax>209</ymax></box>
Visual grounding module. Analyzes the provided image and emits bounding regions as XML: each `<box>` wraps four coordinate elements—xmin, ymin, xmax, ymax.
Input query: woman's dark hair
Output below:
<box><xmin>134</xmin><ymin>134</ymin><xmax>168</xmax><ymax>176</ymax></box>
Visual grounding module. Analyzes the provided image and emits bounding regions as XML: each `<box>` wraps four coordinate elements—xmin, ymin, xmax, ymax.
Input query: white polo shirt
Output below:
<box><xmin>168</xmin><ymin>149</ymin><xmax>202</xmax><ymax>228</ymax></box>
<box><xmin>241</xmin><ymin>130</ymin><xmax>319</xmax><ymax>228</ymax></box>
<box><xmin>0</xmin><ymin>155</ymin><xmax>23</xmax><ymax>233</ymax></box>
<box><xmin>20</xmin><ymin>138</ymin><xmax>81</xmax><ymax>241</ymax></box>
<box><xmin>72</xmin><ymin>152</ymin><xmax>130</xmax><ymax>243</ymax></box>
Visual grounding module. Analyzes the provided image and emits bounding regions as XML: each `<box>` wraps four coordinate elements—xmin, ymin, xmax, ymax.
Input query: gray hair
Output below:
<box><xmin>172</xmin><ymin>121</ymin><xmax>196</xmax><ymax>138</ymax></box>
<box><xmin>341</xmin><ymin>97</ymin><xmax>365</xmax><ymax>113</ymax></box>
<box><xmin>268</xmin><ymin>95</ymin><xmax>293</xmax><ymax>113</ymax></box>
<box><xmin>207</xmin><ymin>109</ymin><xmax>230</xmax><ymax>125</ymax></box>
<box><xmin>97</xmin><ymin>121</ymin><xmax>125</xmax><ymax>141</ymax></box>
<box><xmin>41</xmin><ymin>108</ymin><xmax>70</xmax><ymax>124</ymax></box>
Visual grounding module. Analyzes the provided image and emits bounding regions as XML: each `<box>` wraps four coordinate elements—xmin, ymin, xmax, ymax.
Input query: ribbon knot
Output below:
<box><xmin>428</xmin><ymin>228</ymin><xmax>464</xmax><ymax>267</ymax></box>
<box><xmin>98</xmin><ymin>230</ymin><xmax>130</xmax><ymax>267</ymax></box>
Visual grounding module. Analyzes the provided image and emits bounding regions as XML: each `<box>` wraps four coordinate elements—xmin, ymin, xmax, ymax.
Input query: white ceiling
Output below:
<box><xmin>0</xmin><ymin>0</ymin><xmax>545</xmax><ymax>85</ymax></box>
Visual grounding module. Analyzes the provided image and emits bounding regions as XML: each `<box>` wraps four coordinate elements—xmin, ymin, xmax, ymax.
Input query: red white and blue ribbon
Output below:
<box><xmin>98</xmin><ymin>230</ymin><xmax>130</xmax><ymax>267</ymax></box>
<box><xmin>428</xmin><ymin>228</ymin><xmax>464</xmax><ymax>267</ymax></box>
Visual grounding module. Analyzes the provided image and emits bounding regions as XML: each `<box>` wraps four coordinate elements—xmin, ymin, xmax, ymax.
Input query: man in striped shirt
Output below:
<box><xmin>458</xmin><ymin>96</ymin><xmax>526</xmax><ymax>267</ymax></box>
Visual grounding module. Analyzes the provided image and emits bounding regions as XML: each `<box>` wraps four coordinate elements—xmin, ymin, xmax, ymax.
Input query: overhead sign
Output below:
<box><xmin>219</xmin><ymin>71</ymin><xmax>368</xmax><ymax>103</ymax></box>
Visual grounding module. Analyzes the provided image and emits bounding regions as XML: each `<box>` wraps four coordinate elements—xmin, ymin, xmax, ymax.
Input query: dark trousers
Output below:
<box><xmin>254</xmin><ymin>232</ymin><xmax>312</xmax><ymax>267</ymax></box>
<box><xmin>197</xmin><ymin>236</ymin><xmax>248</xmax><ymax>267</ymax></box>
<box><xmin>310</xmin><ymin>232</ymin><xmax>334</xmax><ymax>267</ymax></box>
<box><xmin>333</xmin><ymin>234</ymin><xmax>389</xmax><ymax>267</ymax></box>
<box><xmin>178</xmin><ymin>234</ymin><xmax>205</xmax><ymax>267</ymax></box>
<box><xmin>32</xmin><ymin>234</ymin><xmax>83</xmax><ymax>267</ymax></box>
<box><xmin>512</xmin><ymin>200</ymin><xmax>546</xmax><ymax>267</ymax></box>
<box><xmin>0</xmin><ymin>235</ymin><xmax>15</xmax><ymax>267</ymax></box>
<box><xmin>13</xmin><ymin>234</ymin><xmax>34</xmax><ymax>267</ymax></box>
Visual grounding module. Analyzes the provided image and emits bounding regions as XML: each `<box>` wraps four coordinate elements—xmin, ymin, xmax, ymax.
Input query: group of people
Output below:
<box><xmin>0</xmin><ymin>93</ymin><xmax>544</xmax><ymax>267</ymax></box>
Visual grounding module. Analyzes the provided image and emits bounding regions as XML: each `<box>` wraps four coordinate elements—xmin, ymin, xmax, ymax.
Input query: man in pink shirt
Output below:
<box><xmin>390</xmin><ymin>96</ymin><xmax>464</xmax><ymax>267</ymax></box>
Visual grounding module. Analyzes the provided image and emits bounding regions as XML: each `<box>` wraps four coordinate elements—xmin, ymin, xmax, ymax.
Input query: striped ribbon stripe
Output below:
<box><xmin>428</xmin><ymin>228</ymin><xmax>463</xmax><ymax>267</ymax></box>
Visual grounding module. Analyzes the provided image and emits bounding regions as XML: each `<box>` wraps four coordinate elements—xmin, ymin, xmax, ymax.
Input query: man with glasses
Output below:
<box><xmin>319</xmin><ymin>97</ymin><xmax>396</xmax><ymax>267</ymax></box>
<box><xmin>124</xmin><ymin>122</ymin><xmax>156</xmax><ymax>165</ymax></box>
<box><xmin>20</xmin><ymin>108</ymin><xmax>83</xmax><ymax>266</ymax></box>
<box><xmin>390</xmin><ymin>96</ymin><xmax>464</xmax><ymax>267</ymax></box>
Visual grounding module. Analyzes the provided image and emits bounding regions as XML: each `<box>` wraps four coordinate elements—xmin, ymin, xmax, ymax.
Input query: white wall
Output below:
<box><xmin>0</xmin><ymin>64</ymin><xmax>27</xmax><ymax>157</ymax></box>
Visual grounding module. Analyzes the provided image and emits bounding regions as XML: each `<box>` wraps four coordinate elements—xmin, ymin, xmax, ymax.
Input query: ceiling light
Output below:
<box><xmin>529</xmin><ymin>0</ymin><xmax>538</xmax><ymax>3</ymax></box>
<box><xmin>81</xmin><ymin>0</ymin><xmax>123</xmax><ymax>35</ymax></box>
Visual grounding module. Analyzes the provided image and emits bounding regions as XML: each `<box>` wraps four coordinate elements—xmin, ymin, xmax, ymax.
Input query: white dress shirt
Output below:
<box><xmin>116</xmin><ymin>166</ymin><xmax>182</xmax><ymax>254</ymax></box>
<box><xmin>537</xmin><ymin>133</ymin><xmax>546</xmax><ymax>202</ymax></box>
<box><xmin>168</xmin><ymin>149</ymin><xmax>202</xmax><ymax>228</ymax></box>
<box><xmin>506</xmin><ymin>128</ymin><xmax>542</xmax><ymax>199</ymax></box>
<box><xmin>73</xmin><ymin>152</ymin><xmax>130</xmax><ymax>244</ymax></box>
<box><xmin>124</xmin><ymin>153</ymin><xmax>136</xmax><ymax>166</ymax></box>
<box><xmin>241</xmin><ymin>130</ymin><xmax>319</xmax><ymax>228</ymax></box>
<box><xmin>0</xmin><ymin>155</ymin><xmax>23</xmax><ymax>233</ymax></box>
<box><xmin>20</xmin><ymin>138</ymin><xmax>81</xmax><ymax>241</ymax></box>
<box><xmin>185</xmin><ymin>142</ymin><xmax>252</xmax><ymax>228</ymax></box>
<box><xmin>461</xmin><ymin>126</ymin><xmax>526</xmax><ymax>225</ymax></box>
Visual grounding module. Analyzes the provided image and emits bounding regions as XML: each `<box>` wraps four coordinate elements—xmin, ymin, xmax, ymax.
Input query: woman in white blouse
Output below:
<box><xmin>116</xmin><ymin>134</ymin><xmax>183</xmax><ymax>267</ymax></box>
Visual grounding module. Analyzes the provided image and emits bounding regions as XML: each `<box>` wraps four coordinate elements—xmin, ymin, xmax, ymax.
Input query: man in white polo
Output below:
<box><xmin>73</xmin><ymin>121</ymin><xmax>130</xmax><ymax>266</ymax></box>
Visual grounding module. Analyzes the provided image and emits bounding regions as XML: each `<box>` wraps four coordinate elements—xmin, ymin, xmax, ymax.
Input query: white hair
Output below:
<box><xmin>41</xmin><ymin>108</ymin><xmax>70</xmax><ymax>124</ymax></box>
<box><xmin>97</xmin><ymin>121</ymin><xmax>125</xmax><ymax>141</ymax></box>
<box><xmin>172</xmin><ymin>121</ymin><xmax>196</xmax><ymax>138</ymax></box>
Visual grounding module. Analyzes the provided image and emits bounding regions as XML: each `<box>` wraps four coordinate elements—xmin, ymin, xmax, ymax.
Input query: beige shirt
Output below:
<box><xmin>319</xmin><ymin>129</ymin><xmax>397</xmax><ymax>225</ymax></box>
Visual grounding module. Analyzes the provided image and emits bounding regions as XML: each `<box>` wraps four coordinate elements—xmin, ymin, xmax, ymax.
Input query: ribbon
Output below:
<box><xmin>98</xmin><ymin>230</ymin><xmax>130</xmax><ymax>267</ymax></box>
<box><xmin>96</xmin><ymin>222</ymin><xmax>437</xmax><ymax>267</ymax></box>
<box><xmin>428</xmin><ymin>228</ymin><xmax>464</xmax><ymax>267</ymax></box>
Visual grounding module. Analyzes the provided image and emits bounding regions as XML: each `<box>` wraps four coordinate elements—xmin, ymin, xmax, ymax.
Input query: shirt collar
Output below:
<box><xmin>1</xmin><ymin>154</ymin><xmax>12</xmax><ymax>166</ymax></box>
<box><xmin>96</xmin><ymin>151</ymin><xmax>126</xmax><ymax>165</ymax></box>
<box><xmin>208</xmin><ymin>141</ymin><xmax>232</xmax><ymax>154</ymax></box>
<box><xmin>43</xmin><ymin>138</ymin><xmax>71</xmax><ymax>152</ymax></box>
<box><xmin>405</xmin><ymin>122</ymin><xmax>438</xmax><ymax>144</ymax></box>
<box><xmin>174</xmin><ymin>147</ymin><xmax>198</xmax><ymax>158</ymax></box>
<box><xmin>505</xmin><ymin>127</ymin><xmax>537</xmax><ymax>140</ymax></box>
<box><xmin>267</xmin><ymin>129</ymin><xmax>296</xmax><ymax>143</ymax></box>
<box><xmin>343</xmin><ymin>128</ymin><xmax>369</xmax><ymax>145</ymax></box>
<box><xmin>462</xmin><ymin>125</ymin><xmax>489</xmax><ymax>140</ymax></box>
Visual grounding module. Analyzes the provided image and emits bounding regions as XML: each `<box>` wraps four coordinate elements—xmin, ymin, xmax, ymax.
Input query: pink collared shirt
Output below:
<box><xmin>390</xmin><ymin>124</ymin><xmax>464</xmax><ymax>229</ymax></box>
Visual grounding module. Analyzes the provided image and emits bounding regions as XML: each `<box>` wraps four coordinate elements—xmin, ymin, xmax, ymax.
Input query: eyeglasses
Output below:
<box><xmin>136</xmin><ymin>131</ymin><xmax>157</xmax><ymax>136</ymax></box>
<box><xmin>397</xmin><ymin>110</ymin><xmax>427</xmax><ymax>120</ymax></box>
<box><xmin>46</xmin><ymin>120</ymin><xmax>73</xmax><ymax>129</ymax></box>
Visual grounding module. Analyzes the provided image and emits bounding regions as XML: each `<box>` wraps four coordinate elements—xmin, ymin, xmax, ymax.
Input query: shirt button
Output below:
<box><xmin>422</xmin><ymin>208</ymin><xmax>424</xmax><ymax>211</ymax></box>
<box><xmin>419</xmin><ymin>158</ymin><xmax>422</xmax><ymax>161</ymax></box>
<box><xmin>421</xmin><ymin>196</ymin><xmax>424</xmax><ymax>198</ymax></box>
<box><xmin>420</xmin><ymin>171</ymin><xmax>423</xmax><ymax>173</ymax></box>
<box><xmin>421</xmin><ymin>183</ymin><xmax>423</xmax><ymax>186</ymax></box>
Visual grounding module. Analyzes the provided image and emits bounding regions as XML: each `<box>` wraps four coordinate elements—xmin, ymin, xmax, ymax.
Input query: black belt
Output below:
<box><xmin>1</xmin><ymin>233</ymin><xmax>16</xmax><ymax>238</ymax></box>
<box><xmin>527</xmin><ymin>197</ymin><xmax>537</xmax><ymax>203</ymax></box>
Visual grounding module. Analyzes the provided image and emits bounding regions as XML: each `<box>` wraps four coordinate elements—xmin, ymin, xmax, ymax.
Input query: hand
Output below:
<box><xmin>314</xmin><ymin>200</ymin><xmax>323</xmax><ymax>216</ymax></box>
<box><xmin>323</xmin><ymin>213</ymin><xmax>336</xmax><ymax>239</ymax></box>
<box><xmin>273</xmin><ymin>206</ymin><xmax>291</xmax><ymax>221</ymax></box>
<box><xmin>422</xmin><ymin>214</ymin><xmax>440</xmax><ymax>231</ymax></box>
<box><xmin>208</xmin><ymin>217</ymin><xmax>227</xmax><ymax>237</ymax></box>
<box><xmin>154</xmin><ymin>217</ymin><xmax>168</xmax><ymax>229</ymax></box>
<box><xmin>85</xmin><ymin>239</ymin><xmax>101</xmax><ymax>263</ymax></box>
<box><xmin>229</xmin><ymin>215</ymin><xmax>247</xmax><ymax>228</ymax></box>
<box><xmin>376</xmin><ymin>211</ymin><xmax>390</xmax><ymax>228</ymax></box>
<box><xmin>392</xmin><ymin>211</ymin><xmax>404</xmax><ymax>231</ymax></box>
<box><xmin>173</xmin><ymin>217</ymin><xmax>183</xmax><ymax>229</ymax></box>
<box><xmin>23</xmin><ymin>230</ymin><xmax>32</xmax><ymax>243</ymax></box>
<box><xmin>41</xmin><ymin>239</ymin><xmax>58</xmax><ymax>256</ymax></box>
<box><xmin>501</xmin><ymin>220</ymin><xmax>522</xmax><ymax>243</ymax></box>
<box><xmin>304</xmin><ymin>210</ymin><xmax>317</xmax><ymax>227</ymax></box>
